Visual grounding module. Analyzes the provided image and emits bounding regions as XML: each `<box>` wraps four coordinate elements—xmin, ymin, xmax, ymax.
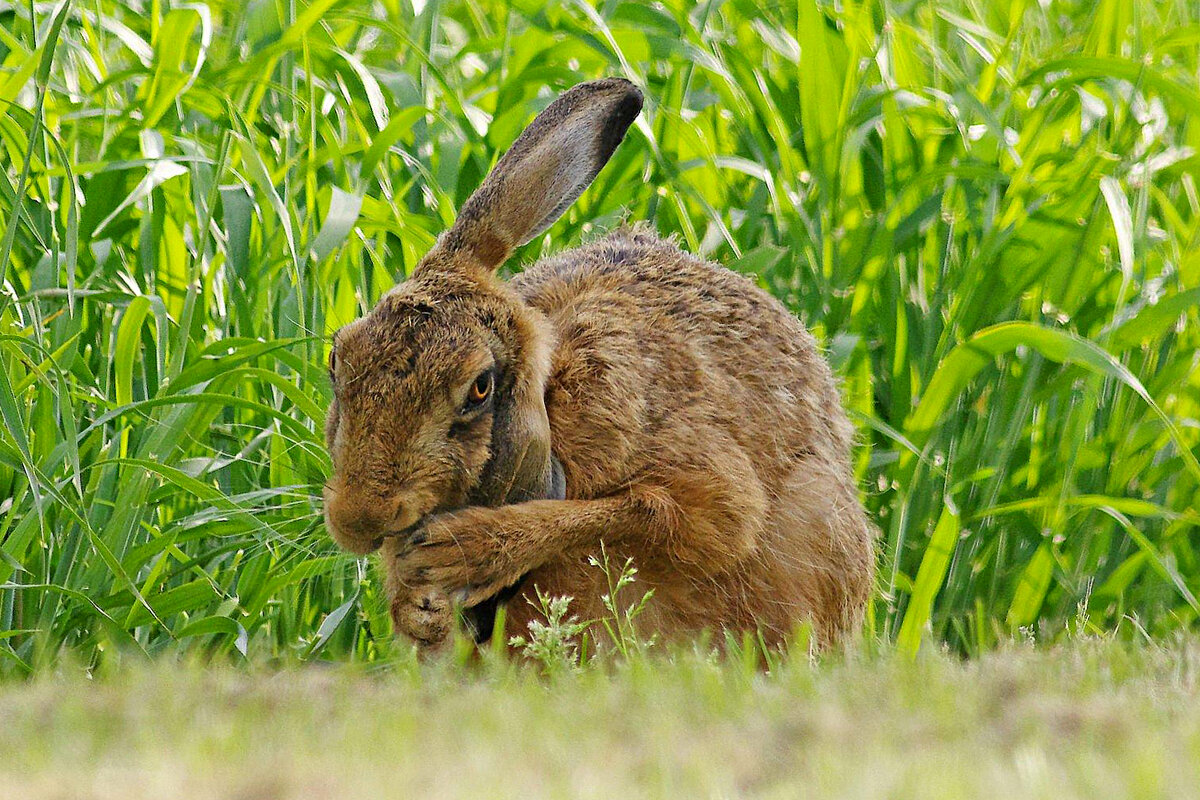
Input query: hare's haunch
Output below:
<box><xmin>323</xmin><ymin>79</ymin><xmax>874</xmax><ymax>649</ymax></box>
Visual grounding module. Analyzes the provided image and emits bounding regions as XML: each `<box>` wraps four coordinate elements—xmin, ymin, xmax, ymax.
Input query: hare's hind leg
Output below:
<box><xmin>765</xmin><ymin>459</ymin><xmax>874</xmax><ymax>647</ymax></box>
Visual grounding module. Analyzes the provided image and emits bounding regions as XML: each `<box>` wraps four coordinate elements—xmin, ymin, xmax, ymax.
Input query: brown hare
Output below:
<box><xmin>323</xmin><ymin>78</ymin><xmax>874</xmax><ymax>650</ymax></box>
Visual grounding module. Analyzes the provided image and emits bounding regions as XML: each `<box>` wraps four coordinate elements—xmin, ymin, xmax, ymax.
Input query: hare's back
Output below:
<box><xmin>513</xmin><ymin>229</ymin><xmax>852</xmax><ymax>463</ymax></box>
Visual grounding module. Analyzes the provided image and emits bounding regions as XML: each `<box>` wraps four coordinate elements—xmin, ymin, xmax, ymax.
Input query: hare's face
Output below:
<box><xmin>323</xmin><ymin>282</ymin><xmax>502</xmax><ymax>554</ymax></box>
<box><xmin>323</xmin><ymin>272</ymin><xmax>555</xmax><ymax>555</ymax></box>
<box><xmin>322</xmin><ymin>77</ymin><xmax>640</xmax><ymax>557</ymax></box>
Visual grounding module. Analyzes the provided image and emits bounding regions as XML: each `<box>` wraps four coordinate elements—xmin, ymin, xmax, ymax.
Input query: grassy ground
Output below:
<box><xmin>3</xmin><ymin>0</ymin><xmax>1199</xmax><ymax>673</ymax></box>
<box><xmin>4</xmin><ymin>636</ymin><xmax>1200</xmax><ymax>799</ymax></box>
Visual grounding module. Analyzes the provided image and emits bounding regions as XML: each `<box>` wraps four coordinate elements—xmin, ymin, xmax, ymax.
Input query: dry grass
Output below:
<box><xmin>3</xmin><ymin>636</ymin><xmax>1200</xmax><ymax>798</ymax></box>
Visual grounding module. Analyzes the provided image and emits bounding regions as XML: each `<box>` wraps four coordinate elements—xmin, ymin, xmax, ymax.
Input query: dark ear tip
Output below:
<box><xmin>595</xmin><ymin>78</ymin><xmax>644</xmax><ymax>155</ymax></box>
<box><xmin>596</xmin><ymin>77</ymin><xmax>644</xmax><ymax>113</ymax></box>
<box><xmin>616</xmin><ymin>80</ymin><xmax>644</xmax><ymax>117</ymax></box>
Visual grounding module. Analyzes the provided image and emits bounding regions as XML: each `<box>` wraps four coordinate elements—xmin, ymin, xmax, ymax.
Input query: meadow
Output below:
<box><xmin>4</xmin><ymin>637</ymin><xmax>1200</xmax><ymax>799</ymax></box>
<box><xmin>1</xmin><ymin>0</ymin><xmax>1199</xmax><ymax>791</ymax></box>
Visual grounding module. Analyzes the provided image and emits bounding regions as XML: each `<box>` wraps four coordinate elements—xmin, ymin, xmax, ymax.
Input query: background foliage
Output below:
<box><xmin>1</xmin><ymin>0</ymin><xmax>1198</xmax><ymax>675</ymax></box>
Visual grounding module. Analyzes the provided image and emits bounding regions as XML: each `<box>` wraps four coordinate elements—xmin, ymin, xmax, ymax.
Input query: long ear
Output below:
<box><xmin>433</xmin><ymin>78</ymin><xmax>643</xmax><ymax>271</ymax></box>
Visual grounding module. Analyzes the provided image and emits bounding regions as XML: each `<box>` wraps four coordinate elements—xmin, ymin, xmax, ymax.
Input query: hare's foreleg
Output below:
<box><xmin>390</xmin><ymin>495</ymin><xmax>663</xmax><ymax>607</ymax></box>
<box><xmin>392</xmin><ymin>466</ymin><xmax>766</xmax><ymax>609</ymax></box>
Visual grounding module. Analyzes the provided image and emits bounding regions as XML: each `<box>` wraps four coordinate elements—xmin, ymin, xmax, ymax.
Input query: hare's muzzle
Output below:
<box><xmin>323</xmin><ymin>481</ymin><xmax>419</xmax><ymax>555</ymax></box>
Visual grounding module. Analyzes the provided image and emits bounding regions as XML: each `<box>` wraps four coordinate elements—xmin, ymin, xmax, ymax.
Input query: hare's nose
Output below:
<box><xmin>323</xmin><ymin>483</ymin><xmax>403</xmax><ymax>554</ymax></box>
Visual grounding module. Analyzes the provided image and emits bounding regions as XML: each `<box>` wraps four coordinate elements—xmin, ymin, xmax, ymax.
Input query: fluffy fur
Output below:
<box><xmin>323</xmin><ymin>78</ymin><xmax>875</xmax><ymax>650</ymax></box>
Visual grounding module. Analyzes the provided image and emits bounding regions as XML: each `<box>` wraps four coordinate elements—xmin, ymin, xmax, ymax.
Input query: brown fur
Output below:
<box><xmin>323</xmin><ymin>79</ymin><xmax>875</xmax><ymax>650</ymax></box>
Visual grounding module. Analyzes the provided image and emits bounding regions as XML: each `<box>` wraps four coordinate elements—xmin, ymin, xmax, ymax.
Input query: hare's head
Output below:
<box><xmin>324</xmin><ymin>78</ymin><xmax>642</xmax><ymax>554</ymax></box>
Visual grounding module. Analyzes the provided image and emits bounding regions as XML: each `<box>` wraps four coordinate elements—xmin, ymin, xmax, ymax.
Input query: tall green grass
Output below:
<box><xmin>1</xmin><ymin>0</ymin><xmax>1197</xmax><ymax>675</ymax></box>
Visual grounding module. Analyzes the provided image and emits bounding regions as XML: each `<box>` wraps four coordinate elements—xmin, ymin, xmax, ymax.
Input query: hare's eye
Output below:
<box><xmin>328</xmin><ymin>348</ymin><xmax>337</xmax><ymax>376</ymax></box>
<box><xmin>466</xmin><ymin>370</ymin><xmax>494</xmax><ymax>409</ymax></box>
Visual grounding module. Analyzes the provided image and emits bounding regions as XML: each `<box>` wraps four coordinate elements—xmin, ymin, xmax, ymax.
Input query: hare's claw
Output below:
<box><xmin>391</xmin><ymin>584</ymin><xmax>452</xmax><ymax>648</ymax></box>
<box><xmin>393</xmin><ymin>508</ymin><xmax>521</xmax><ymax>600</ymax></box>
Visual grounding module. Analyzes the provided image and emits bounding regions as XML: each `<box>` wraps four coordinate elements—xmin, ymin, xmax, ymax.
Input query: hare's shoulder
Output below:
<box><xmin>513</xmin><ymin>228</ymin><xmax>790</xmax><ymax>327</ymax></box>
<box><xmin>512</xmin><ymin>227</ymin><xmax>683</xmax><ymax>294</ymax></box>
<box><xmin>517</xmin><ymin>226</ymin><xmax>841</xmax><ymax>432</ymax></box>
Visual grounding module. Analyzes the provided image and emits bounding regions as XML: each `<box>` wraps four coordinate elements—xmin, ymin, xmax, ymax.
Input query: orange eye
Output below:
<box><xmin>467</xmin><ymin>370</ymin><xmax>493</xmax><ymax>407</ymax></box>
<box><xmin>328</xmin><ymin>348</ymin><xmax>337</xmax><ymax>375</ymax></box>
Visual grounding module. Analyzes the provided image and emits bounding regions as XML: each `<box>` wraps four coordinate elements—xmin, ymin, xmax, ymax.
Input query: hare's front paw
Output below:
<box><xmin>394</xmin><ymin>508</ymin><xmax>524</xmax><ymax>608</ymax></box>
<box><xmin>390</xmin><ymin>584</ymin><xmax>453</xmax><ymax>649</ymax></box>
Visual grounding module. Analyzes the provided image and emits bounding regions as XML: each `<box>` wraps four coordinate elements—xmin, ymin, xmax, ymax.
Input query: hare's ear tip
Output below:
<box><xmin>596</xmin><ymin>77</ymin><xmax>644</xmax><ymax>111</ymax></box>
<box><xmin>590</xmin><ymin>78</ymin><xmax>643</xmax><ymax>154</ymax></box>
<box><xmin>614</xmin><ymin>79</ymin><xmax>644</xmax><ymax>116</ymax></box>
<box><xmin>570</xmin><ymin>77</ymin><xmax>642</xmax><ymax>110</ymax></box>
<box><xmin>600</xmin><ymin>76</ymin><xmax>642</xmax><ymax>96</ymax></box>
